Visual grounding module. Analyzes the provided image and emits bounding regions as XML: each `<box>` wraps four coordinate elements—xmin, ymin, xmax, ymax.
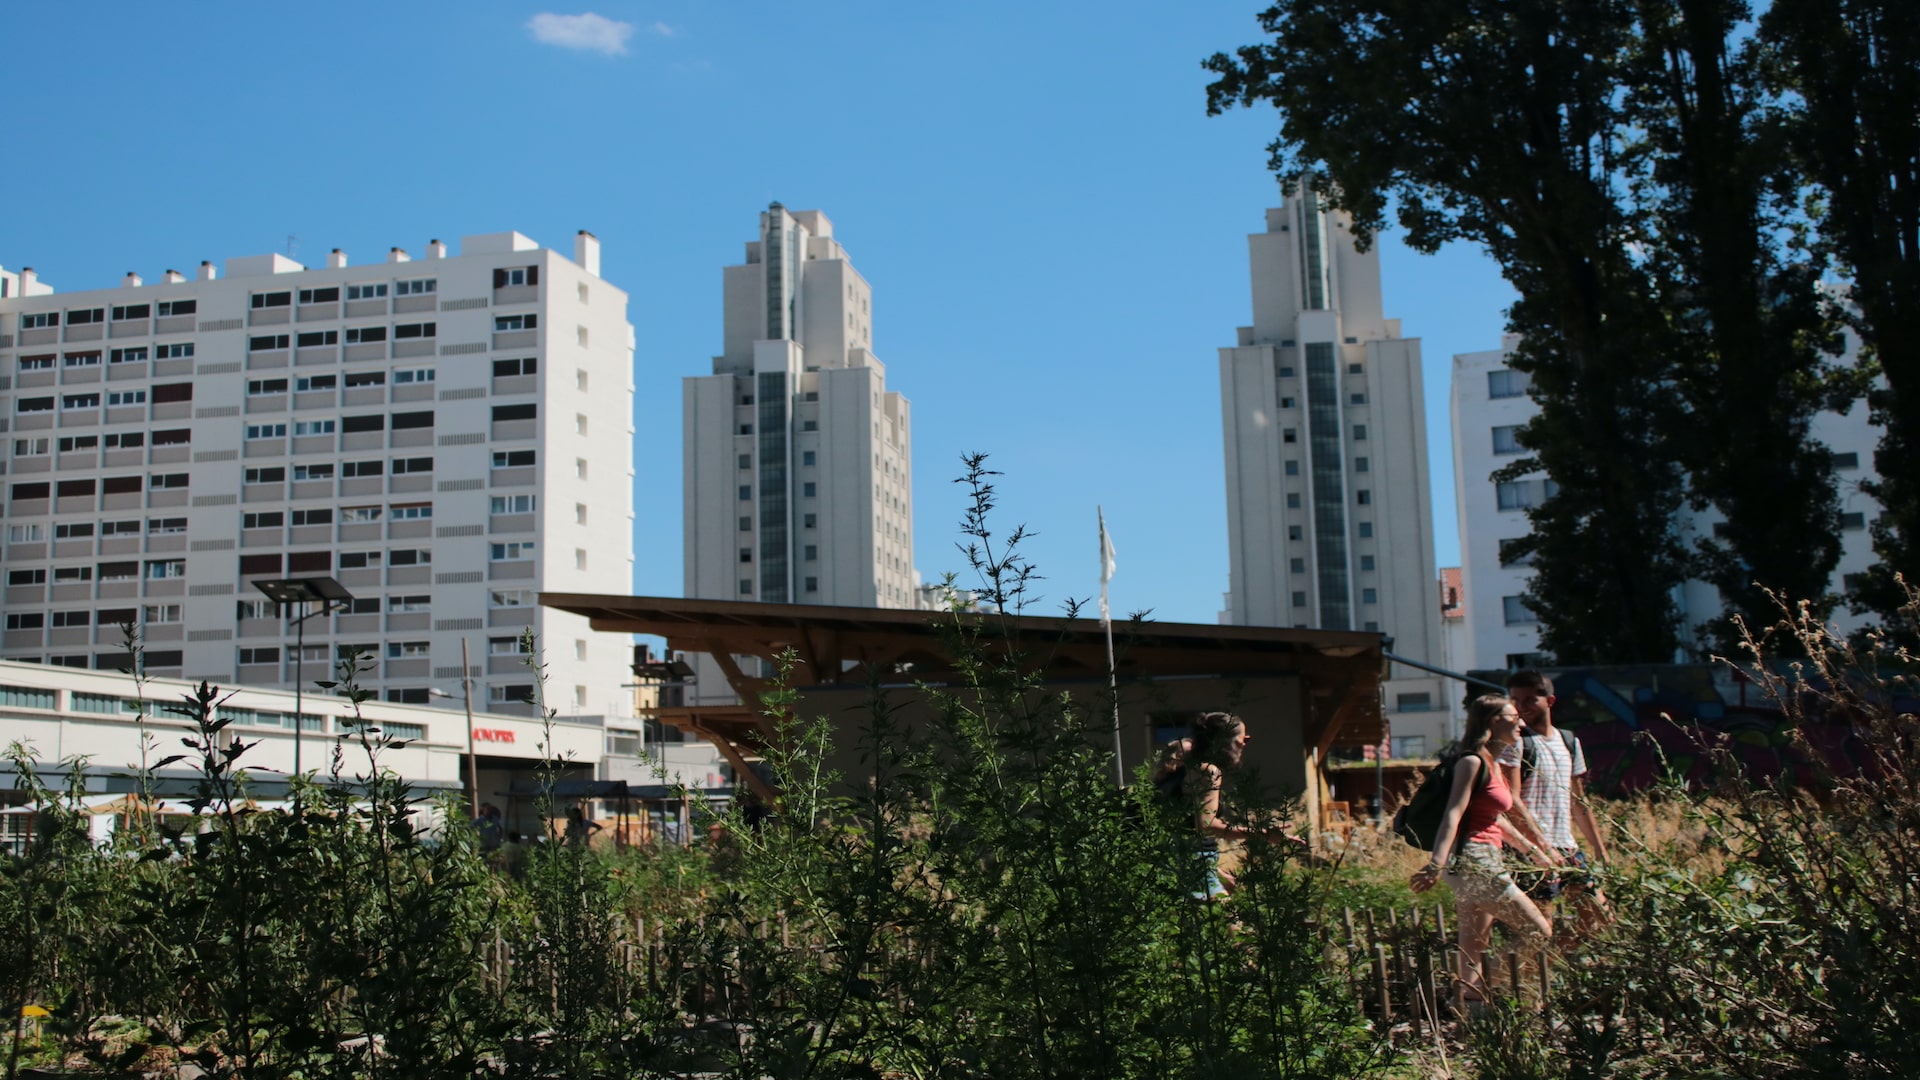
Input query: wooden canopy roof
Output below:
<box><xmin>543</xmin><ymin>593</ymin><xmax>1388</xmax><ymax>801</ymax></box>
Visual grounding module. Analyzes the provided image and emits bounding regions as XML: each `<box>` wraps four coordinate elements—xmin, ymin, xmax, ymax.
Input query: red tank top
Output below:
<box><xmin>1456</xmin><ymin>755</ymin><xmax>1510</xmax><ymax>848</ymax></box>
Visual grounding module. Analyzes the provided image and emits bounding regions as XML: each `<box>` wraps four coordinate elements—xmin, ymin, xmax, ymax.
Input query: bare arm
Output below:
<box><xmin>1570</xmin><ymin>774</ymin><xmax>1609</xmax><ymax>863</ymax></box>
<box><xmin>1196</xmin><ymin>763</ymin><xmax>1290</xmax><ymax>842</ymax></box>
<box><xmin>1412</xmin><ymin>757</ymin><xmax>1482</xmax><ymax>892</ymax></box>
<box><xmin>1501</xmin><ymin>761</ymin><xmax>1558</xmax><ymax>857</ymax></box>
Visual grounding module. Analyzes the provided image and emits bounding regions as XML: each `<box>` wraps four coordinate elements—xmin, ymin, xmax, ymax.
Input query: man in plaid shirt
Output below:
<box><xmin>1497</xmin><ymin>669</ymin><xmax>1610</xmax><ymax>932</ymax></box>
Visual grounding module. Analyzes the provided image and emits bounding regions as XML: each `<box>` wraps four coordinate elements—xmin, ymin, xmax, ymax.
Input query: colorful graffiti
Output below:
<box><xmin>1467</xmin><ymin>665</ymin><xmax>1913</xmax><ymax>797</ymax></box>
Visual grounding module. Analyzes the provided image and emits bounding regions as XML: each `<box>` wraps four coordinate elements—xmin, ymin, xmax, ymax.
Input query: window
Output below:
<box><xmin>1356</xmin><ymin>489</ymin><xmax>1371</xmax><ymax>505</ymax></box>
<box><xmin>1286</xmin><ymin>493</ymin><xmax>1302</xmax><ymax>509</ymax></box>
<box><xmin>118</xmin><ymin>430</ymin><xmax>161</xmax><ymax>447</ymax></box>
<box><xmin>336</xmin><ymin>550</ymin><xmax>382</xmax><ymax>569</ymax></box>
<box><xmin>238</xmin><ymin>647</ymin><xmax>281</xmax><ymax>665</ymax></box>
<box><xmin>738</xmin><ymin>485</ymin><xmax>751</xmax><ymax>501</ymax></box>
<box><xmin>1360</xmin><ymin>554</ymin><xmax>1376</xmax><ymax>571</ymax></box>
<box><xmin>341</xmin><ymin>414</ymin><xmax>384</xmax><ymax>433</ymax></box>
<box><xmin>1287</xmin><ymin>524</ymin><xmax>1303</xmax><ymax>541</ymax></box>
<box><xmin>144</xmin><ymin>560</ymin><xmax>186</xmax><ymax>580</ymax></box>
<box><xmin>19</xmin><ymin>354</ymin><xmax>54</xmax><ymax>371</ymax></box>
<box><xmin>802</xmin><ymin>450</ymin><xmax>816</xmax><ymax>467</ymax></box>
<box><xmin>737</xmin><ymin>453</ymin><xmax>752</xmax><ymax>470</ymax></box>
<box><xmin>20</xmin><ymin>312</ymin><xmax>57</xmax><ymax>329</ymax></box>
<box><xmin>297</xmin><ymin>286</ymin><xmax>340</xmax><ymax>304</ymax></box>
<box><xmin>1492</xmin><ymin>425</ymin><xmax>1523</xmax><ymax>454</ymax></box>
<box><xmin>12</xmin><ymin>438</ymin><xmax>48</xmax><ymax>456</ymax></box>
<box><xmin>17</xmin><ymin>397</ymin><xmax>53</xmax><ymax>413</ymax></box>
<box><xmin>296</xmin><ymin>330</ymin><xmax>338</xmax><ymax>348</ymax></box>
<box><xmin>488</xmin><ymin>684</ymin><xmax>535</xmax><ymax>706</ymax></box>
<box><xmin>492</xmin><ymin>403</ymin><xmax>536</xmax><ymax>422</ymax></box>
<box><xmin>345</xmin><ymin>326</ymin><xmax>387</xmax><ymax>344</ymax></box>
<box><xmin>1349</xmin><ymin>392</ymin><xmax>1367</xmax><ymax>405</ymax></box>
<box><xmin>387</xmin><ymin>640</ymin><xmax>431</xmax><ymax>658</ymax></box>
<box><xmin>493</xmin><ymin>266</ymin><xmax>538</xmax><ymax>288</ymax></box>
<box><xmin>803</xmin><ymin>482</ymin><xmax>816</xmax><ymax>497</ymax></box>
<box><xmin>1361</xmin><ymin>587</ymin><xmax>1378</xmax><ymax>604</ymax></box>
<box><xmin>390</xmin><ymin>410</ymin><xmax>434</xmax><ymax>429</ymax></box>
<box><xmin>574</xmin><ymin>548</ymin><xmax>587</xmax><ymax>570</ymax></box>
<box><xmin>339</xmin><ymin>505</ymin><xmax>383</xmax><ymax>522</ymax></box>
<box><xmin>393</xmin><ymin>367</ymin><xmax>434</xmax><ymax>384</ymax></box>
<box><xmin>5</xmin><ymin>613</ymin><xmax>44</xmax><ymax>630</ymax></box>
<box><xmin>156</xmin><ymin>299</ymin><xmax>196</xmax><ymax>316</ymax></box>
<box><xmin>803</xmin><ymin>513</ymin><xmax>817</xmax><ymax>529</ymax></box>
<box><xmin>1841</xmin><ymin>512</ymin><xmax>1867</xmax><ymax>529</ymax></box>
<box><xmin>393</xmin><ymin>322</ymin><xmax>435</xmax><ymax>340</ymax></box>
<box><xmin>739</xmin><ymin>548</ymin><xmax>752</xmax><ymax>564</ymax></box>
<box><xmin>1279</xmin><ymin>396</ymin><xmax>1296</xmax><ymax>409</ymax></box>
<box><xmin>56</xmin><ymin>479</ymin><xmax>94</xmax><ymax>498</ymax></box>
<box><xmin>574</xmin><ymin>459</ymin><xmax>588</xmax><ymax>479</ymax></box>
<box><xmin>290</xmin><ymin>508</ymin><xmax>332</xmax><ymax>526</ymax></box>
<box><xmin>1488</xmin><ymin>368</ymin><xmax>1531</xmax><ymax>398</ymax></box>
<box><xmin>1289</xmin><ymin>557</ymin><xmax>1306</xmax><ymax>573</ymax></box>
<box><xmin>492</xmin><ymin>449</ymin><xmax>535</xmax><ymax>468</ymax></box>
<box><xmin>61</xmin><ymin>393</ymin><xmax>100</xmax><ymax>410</ymax></box>
<box><xmin>64</xmin><ymin>351</ymin><xmax>101</xmax><ymax>367</ymax></box>
<box><xmin>494</xmin><ymin>357</ymin><xmax>538</xmax><ymax>377</ymax></box>
<box><xmin>250</xmin><ymin>291</ymin><xmax>291</xmax><ymax>309</ymax></box>
<box><xmin>1392</xmin><ymin>735</ymin><xmax>1428</xmax><ymax>758</ymax></box>
<box><xmin>242</xmin><ymin>511</ymin><xmax>284</xmax><ymax>529</ymax></box>
<box><xmin>1284</xmin><ymin>460</ymin><xmax>1300</xmax><ymax>476</ymax></box>
<box><xmin>249</xmin><ymin>334</ymin><xmax>291</xmax><ymax>351</ymax></box>
<box><xmin>1502</xmin><ymin>595</ymin><xmax>1537</xmax><ymax>625</ymax></box>
<box><xmin>53</xmin><ymin>563</ymin><xmax>92</xmax><ymax>579</ymax></box>
<box><xmin>149</xmin><ymin>473</ymin><xmax>188</xmax><ymax>490</ymax></box>
<box><xmin>106</xmin><ymin>389</ymin><xmax>146</xmax><ymax>407</ymax></box>
<box><xmin>6</xmin><ymin>524</ymin><xmax>44</xmax><ymax>543</ymax></box>
<box><xmin>739</xmin><ymin>579</ymin><xmax>753</xmax><ymax>595</ymax></box>
<box><xmin>147</xmin><ymin>517</ymin><xmax>187</xmax><ymax>534</ymax></box>
<box><xmin>343</xmin><ymin>370</ymin><xmax>385</xmax><ymax>388</ymax></box>
<box><xmin>340</xmin><ymin>459</ymin><xmax>382</xmax><ymax>478</ymax></box>
<box><xmin>157</xmin><ymin>343</ymin><xmax>194</xmax><ymax>360</ymax></box>
<box><xmin>293</xmin><ymin>463</ymin><xmax>335</xmax><ymax>481</ymax></box>
<box><xmin>346</xmin><ymin>283</ymin><xmax>388</xmax><ymax>301</ymax></box>
<box><xmin>574</xmin><ymin>414</ymin><xmax>588</xmax><ymax>435</ymax></box>
<box><xmin>101</xmin><ymin>520</ymin><xmax>142</xmax><ymax>535</ymax></box>
<box><xmin>1292</xmin><ymin>591</ymin><xmax>1308</xmax><ymax>607</ymax></box>
<box><xmin>388</xmin><ymin>548</ymin><xmax>429</xmax><ymax>565</ymax></box>
<box><xmin>247</xmin><ymin>378</ymin><xmax>289</xmax><ymax>395</ymax></box>
<box><xmin>1348</xmin><ymin>362</ymin><xmax>1364</xmax><ymax>375</ymax></box>
<box><xmin>395</xmin><ymin>278</ymin><xmax>436</xmax><ymax>296</ymax></box>
<box><xmin>491</xmin><ymin>542</ymin><xmax>535</xmax><ymax>560</ymax></box>
<box><xmin>245</xmin><ymin>423</ymin><xmax>287</xmax><ymax>440</ymax></box>
<box><xmin>493</xmin><ymin>314</ymin><xmax>538</xmax><ymax>332</ymax></box>
<box><xmin>388</xmin><ymin>595</ymin><xmax>431</xmax><ymax>612</ymax></box>
<box><xmin>50</xmin><ymin>610</ymin><xmax>89</xmax><ymax>628</ymax></box>
<box><xmin>1833</xmin><ymin>452</ymin><xmax>1860</xmax><ymax>469</ymax></box>
<box><xmin>235</xmin><ymin>599</ymin><xmax>275</xmax><ymax>621</ymax></box>
<box><xmin>294</xmin><ymin>374</ymin><xmax>336</xmax><ymax>392</ymax></box>
<box><xmin>575</xmin><ymin>503</ymin><xmax>588</xmax><ymax>525</ymax></box>
<box><xmin>292</xmin><ymin>419</ymin><xmax>336</xmax><ymax>436</ymax></box>
<box><xmin>490</xmin><ymin>494</ymin><xmax>536</xmax><ymax>514</ymax></box>
<box><xmin>1496</xmin><ymin>481</ymin><xmax>1534</xmax><ymax>511</ymax></box>
<box><xmin>239</xmin><ymin>553</ymin><xmax>283</xmax><ymax>576</ymax></box>
<box><xmin>804</xmin><ymin>577</ymin><xmax>819</xmax><ymax>593</ymax></box>
<box><xmin>1498</xmin><ymin>538</ymin><xmax>1534</xmax><ymax>566</ymax></box>
<box><xmin>739</xmin><ymin>515</ymin><xmax>751</xmax><ymax>531</ymax></box>
<box><xmin>576</xmin><ymin>369</ymin><xmax>588</xmax><ymax>391</ymax></box>
<box><xmin>109</xmin><ymin>347</ymin><xmax>148</xmax><ymax>364</ymax></box>
<box><xmin>1351</xmin><ymin>424</ymin><xmax>1367</xmax><ymax>440</ymax></box>
<box><xmin>1357</xmin><ymin>522</ymin><xmax>1373</xmax><ymax>538</ymax></box>
<box><xmin>7</xmin><ymin>570</ymin><xmax>46</xmax><ymax>586</ymax></box>
<box><xmin>97</xmin><ymin>561</ymin><xmax>138</xmax><ymax>581</ymax></box>
<box><xmin>66</xmin><ymin>308</ymin><xmax>105</xmax><ymax>325</ymax></box>
<box><xmin>9</xmin><ymin>480</ymin><xmax>51</xmax><ymax>500</ymax></box>
<box><xmin>391</xmin><ymin>456</ymin><xmax>432</xmax><ymax>474</ymax></box>
<box><xmin>389</xmin><ymin>503</ymin><xmax>432</xmax><ymax>520</ymax></box>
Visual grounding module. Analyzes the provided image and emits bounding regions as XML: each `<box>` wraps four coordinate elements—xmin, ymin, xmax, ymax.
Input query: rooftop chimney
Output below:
<box><xmin>328</xmin><ymin>248</ymin><xmax>347</xmax><ymax>269</ymax></box>
<box><xmin>387</xmin><ymin>246</ymin><xmax>411</xmax><ymax>264</ymax></box>
<box><xmin>575</xmin><ymin>230</ymin><xmax>601</xmax><ymax>276</ymax></box>
<box><xmin>426</xmin><ymin>239</ymin><xmax>446</xmax><ymax>260</ymax></box>
<box><xmin>20</xmin><ymin>267</ymin><xmax>37</xmax><ymax>291</ymax></box>
<box><xmin>123</xmin><ymin>271</ymin><xmax>142</xmax><ymax>288</ymax></box>
<box><xmin>163</xmin><ymin>269</ymin><xmax>185</xmax><ymax>284</ymax></box>
<box><xmin>197</xmin><ymin>261</ymin><xmax>217</xmax><ymax>281</ymax></box>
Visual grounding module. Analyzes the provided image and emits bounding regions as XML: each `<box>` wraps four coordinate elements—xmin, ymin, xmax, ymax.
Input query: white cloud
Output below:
<box><xmin>650</xmin><ymin>21</ymin><xmax>675</xmax><ymax>37</ymax></box>
<box><xmin>526</xmin><ymin>12</ymin><xmax>635</xmax><ymax>56</ymax></box>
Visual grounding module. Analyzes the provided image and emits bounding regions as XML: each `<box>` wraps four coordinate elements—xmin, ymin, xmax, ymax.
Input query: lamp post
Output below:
<box><xmin>253</xmin><ymin>576</ymin><xmax>354</xmax><ymax>787</ymax></box>
<box><xmin>428</xmin><ymin>637</ymin><xmax>480</xmax><ymax>818</ymax></box>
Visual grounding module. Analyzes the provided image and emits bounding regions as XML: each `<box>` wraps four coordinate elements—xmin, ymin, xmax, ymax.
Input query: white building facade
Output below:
<box><xmin>683</xmin><ymin>205</ymin><xmax>915</xmax><ymax>707</ymax></box>
<box><xmin>0</xmin><ymin>233</ymin><xmax>636</xmax><ymax>724</ymax></box>
<box><xmin>1218</xmin><ymin>186</ymin><xmax>1447</xmax><ymax>753</ymax></box>
<box><xmin>1450</xmin><ymin>334</ymin><xmax>1884</xmax><ymax>670</ymax></box>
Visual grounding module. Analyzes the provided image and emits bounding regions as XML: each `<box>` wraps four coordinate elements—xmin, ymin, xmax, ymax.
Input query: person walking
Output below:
<box><xmin>1499</xmin><ymin>670</ymin><xmax>1610</xmax><ymax>933</ymax></box>
<box><xmin>1409</xmin><ymin>694</ymin><xmax>1555</xmax><ymax>1002</ymax></box>
<box><xmin>1154</xmin><ymin>711</ymin><xmax>1293</xmax><ymax>897</ymax></box>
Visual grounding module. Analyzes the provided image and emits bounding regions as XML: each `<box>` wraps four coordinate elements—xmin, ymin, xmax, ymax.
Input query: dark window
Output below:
<box><xmin>296</xmin><ymin>330</ymin><xmax>338</xmax><ymax>347</ymax></box>
<box><xmin>391</xmin><ymin>410</ymin><xmax>434</xmax><ymax>429</ymax></box>
<box><xmin>65</xmin><ymin>308</ymin><xmax>104</xmax><ymax>325</ymax></box>
<box><xmin>239</xmin><ymin>554</ymin><xmax>284</xmax><ymax>575</ymax></box>
<box><xmin>492</xmin><ymin>403</ymin><xmax>536</xmax><ymax>422</ymax></box>
<box><xmin>11</xmin><ymin>481</ymin><xmax>51</xmax><ymax>500</ymax></box>
<box><xmin>393</xmin><ymin>322</ymin><xmax>436</xmax><ymax>339</ymax></box>
<box><xmin>494</xmin><ymin>357</ymin><xmax>538</xmax><ymax>377</ymax></box>
<box><xmin>250</xmin><ymin>291</ymin><xmax>292</xmax><ymax>309</ymax></box>
<box><xmin>110</xmin><ymin>303</ymin><xmax>150</xmax><ymax>320</ymax></box>
<box><xmin>1833</xmin><ymin>452</ymin><xmax>1860</xmax><ymax>469</ymax></box>
<box><xmin>343</xmin><ymin>371</ymin><xmax>385</xmax><ymax>388</ymax></box>
<box><xmin>391</xmin><ymin>456</ymin><xmax>433</xmax><ymax>473</ymax></box>
<box><xmin>151</xmin><ymin>429</ymin><xmax>191</xmax><ymax>446</ymax></box>
<box><xmin>342</xmin><ymin>460</ymin><xmax>383</xmax><ymax>477</ymax></box>
<box><xmin>101</xmin><ymin>476</ymin><xmax>142</xmax><ymax>494</ymax></box>
<box><xmin>151</xmin><ymin>383</ymin><xmax>193</xmax><ymax>403</ymax></box>
<box><xmin>345</xmin><ymin>326</ymin><xmax>387</xmax><ymax>344</ymax></box>
<box><xmin>1841</xmin><ymin>512</ymin><xmax>1867</xmax><ymax>529</ymax></box>
<box><xmin>297</xmin><ymin>287</ymin><xmax>340</xmax><ymax>304</ymax></box>
<box><xmin>149</xmin><ymin>473</ymin><xmax>188</xmax><ymax>490</ymax></box>
<box><xmin>341</xmin><ymin>414</ymin><xmax>385</xmax><ymax>433</ymax></box>
<box><xmin>155</xmin><ymin>299</ymin><xmax>196</xmax><ymax>316</ymax></box>
<box><xmin>55</xmin><ymin>478</ymin><xmax>95</xmax><ymax>497</ymax></box>
<box><xmin>288</xmin><ymin>551</ymin><xmax>331</xmax><ymax>573</ymax></box>
<box><xmin>248</xmin><ymin>334</ymin><xmax>291</xmax><ymax>351</ymax></box>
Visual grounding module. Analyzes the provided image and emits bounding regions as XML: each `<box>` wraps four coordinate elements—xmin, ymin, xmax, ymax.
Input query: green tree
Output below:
<box><xmin>1205</xmin><ymin>0</ymin><xmax>1690</xmax><ymax>663</ymax></box>
<box><xmin>1761</xmin><ymin>0</ymin><xmax>1920</xmax><ymax>634</ymax></box>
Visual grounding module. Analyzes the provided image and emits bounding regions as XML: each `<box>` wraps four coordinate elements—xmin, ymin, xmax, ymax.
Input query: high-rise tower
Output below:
<box><xmin>683</xmin><ymin>205</ymin><xmax>914</xmax><ymax>704</ymax></box>
<box><xmin>1218</xmin><ymin>186</ymin><xmax>1448</xmax><ymax>751</ymax></box>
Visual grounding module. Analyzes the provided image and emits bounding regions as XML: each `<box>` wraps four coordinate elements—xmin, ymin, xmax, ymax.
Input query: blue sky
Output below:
<box><xmin>0</xmin><ymin>2</ymin><xmax>1516</xmax><ymax>626</ymax></box>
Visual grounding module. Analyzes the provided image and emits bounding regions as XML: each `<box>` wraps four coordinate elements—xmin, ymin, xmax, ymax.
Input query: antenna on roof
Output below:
<box><xmin>284</xmin><ymin>234</ymin><xmax>299</xmax><ymax>258</ymax></box>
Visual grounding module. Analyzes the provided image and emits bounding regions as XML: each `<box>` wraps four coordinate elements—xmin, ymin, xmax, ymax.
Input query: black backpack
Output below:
<box><xmin>1391</xmin><ymin>754</ymin><xmax>1489</xmax><ymax>852</ymax></box>
<box><xmin>1519</xmin><ymin>726</ymin><xmax>1580</xmax><ymax>781</ymax></box>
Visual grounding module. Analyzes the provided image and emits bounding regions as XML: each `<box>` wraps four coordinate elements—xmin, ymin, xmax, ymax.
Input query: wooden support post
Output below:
<box><xmin>1373</xmin><ymin>943</ymin><xmax>1393</xmax><ymax>1037</ymax></box>
<box><xmin>1507</xmin><ymin>950</ymin><xmax>1522</xmax><ymax>1000</ymax></box>
<box><xmin>1538</xmin><ymin>950</ymin><xmax>1552</xmax><ymax>1032</ymax></box>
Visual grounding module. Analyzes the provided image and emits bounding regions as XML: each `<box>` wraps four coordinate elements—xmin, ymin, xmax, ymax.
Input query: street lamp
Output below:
<box><xmin>428</xmin><ymin>638</ymin><xmax>479</xmax><ymax>818</ymax></box>
<box><xmin>254</xmin><ymin>575</ymin><xmax>354</xmax><ymax>786</ymax></box>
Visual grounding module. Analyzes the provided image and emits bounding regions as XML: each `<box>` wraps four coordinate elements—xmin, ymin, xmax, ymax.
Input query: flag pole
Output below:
<box><xmin>1099</xmin><ymin>507</ymin><xmax>1122</xmax><ymax>786</ymax></box>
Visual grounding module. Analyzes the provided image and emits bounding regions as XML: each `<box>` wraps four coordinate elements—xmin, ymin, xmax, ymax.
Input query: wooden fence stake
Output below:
<box><xmin>1373</xmin><ymin>943</ymin><xmax>1393</xmax><ymax>1038</ymax></box>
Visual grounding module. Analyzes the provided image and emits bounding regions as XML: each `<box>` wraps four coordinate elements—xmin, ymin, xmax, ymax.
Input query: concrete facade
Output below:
<box><xmin>1218</xmin><ymin>185</ymin><xmax>1446</xmax><ymax>753</ymax></box>
<box><xmin>683</xmin><ymin>205</ymin><xmax>915</xmax><ymax>707</ymax></box>
<box><xmin>0</xmin><ymin>233</ymin><xmax>636</xmax><ymax>724</ymax></box>
<box><xmin>1449</xmin><ymin>333</ymin><xmax>1885</xmax><ymax>670</ymax></box>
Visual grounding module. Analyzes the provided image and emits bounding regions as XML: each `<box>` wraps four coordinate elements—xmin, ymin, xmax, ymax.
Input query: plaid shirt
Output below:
<box><xmin>1497</xmin><ymin>728</ymin><xmax>1587</xmax><ymax>851</ymax></box>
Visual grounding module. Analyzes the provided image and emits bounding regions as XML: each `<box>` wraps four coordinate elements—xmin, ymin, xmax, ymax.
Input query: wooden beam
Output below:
<box><xmin>691</xmin><ymin>721</ymin><xmax>778</xmax><ymax>806</ymax></box>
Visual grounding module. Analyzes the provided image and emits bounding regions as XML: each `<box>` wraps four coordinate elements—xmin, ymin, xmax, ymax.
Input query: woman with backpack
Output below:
<box><xmin>1408</xmin><ymin>693</ymin><xmax>1556</xmax><ymax>1001</ymax></box>
<box><xmin>1155</xmin><ymin>711</ymin><xmax>1297</xmax><ymax>897</ymax></box>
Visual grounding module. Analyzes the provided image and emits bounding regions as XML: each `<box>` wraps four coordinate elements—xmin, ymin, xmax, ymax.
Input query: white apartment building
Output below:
<box><xmin>1218</xmin><ymin>185</ymin><xmax>1447</xmax><ymax>755</ymax></box>
<box><xmin>683</xmin><ymin>204</ymin><xmax>915</xmax><ymax>707</ymax></box>
<box><xmin>1450</xmin><ymin>334</ymin><xmax>1884</xmax><ymax>670</ymax></box>
<box><xmin>0</xmin><ymin>233</ymin><xmax>636</xmax><ymax>724</ymax></box>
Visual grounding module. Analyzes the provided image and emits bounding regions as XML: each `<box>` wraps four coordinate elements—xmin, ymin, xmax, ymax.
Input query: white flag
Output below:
<box><xmin>1098</xmin><ymin>506</ymin><xmax>1117</xmax><ymax>626</ymax></box>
